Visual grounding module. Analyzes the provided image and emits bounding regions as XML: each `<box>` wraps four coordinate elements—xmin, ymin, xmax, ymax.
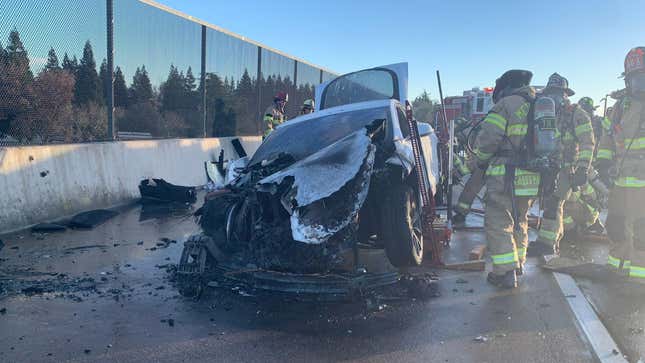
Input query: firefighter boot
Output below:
<box><xmin>453</xmin><ymin>212</ymin><xmax>466</xmax><ymax>226</ymax></box>
<box><xmin>516</xmin><ymin>263</ymin><xmax>524</xmax><ymax>276</ymax></box>
<box><xmin>487</xmin><ymin>270</ymin><xmax>518</xmax><ymax>289</ymax></box>
<box><xmin>586</xmin><ymin>220</ymin><xmax>605</xmax><ymax>235</ymax></box>
<box><xmin>527</xmin><ymin>241</ymin><xmax>557</xmax><ymax>257</ymax></box>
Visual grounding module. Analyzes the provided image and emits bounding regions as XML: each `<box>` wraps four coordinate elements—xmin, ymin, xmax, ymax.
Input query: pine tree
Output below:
<box><xmin>412</xmin><ymin>89</ymin><xmax>434</xmax><ymax>122</ymax></box>
<box><xmin>99</xmin><ymin>58</ymin><xmax>109</xmax><ymax>103</ymax></box>
<box><xmin>185</xmin><ymin>66</ymin><xmax>196</xmax><ymax>92</ymax></box>
<box><xmin>45</xmin><ymin>47</ymin><xmax>60</xmax><ymax>71</ymax></box>
<box><xmin>114</xmin><ymin>67</ymin><xmax>128</xmax><ymax>107</ymax></box>
<box><xmin>130</xmin><ymin>65</ymin><xmax>153</xmax><ymax>104</ymax></box>
<box><xmin>0</xmin><ymin>30</ymin><xmax>35</xmax><ymax>141</ymax></box>
<box><xmin>0</xmin><ymin>41</ymin><xmax>6</xmax><ymax>62</ymax></box>
<box><xmin>183</xmin><ymin>66</ymin><xmax>199</xmax><ymax>109</ymax></box>
<box><xmin>61</xmin><ymin>53</ymin><xmax>74</xmax><ymax>73</ymax></box>
<box><xmin>6</xmin><ymin>29</ymin><xmax>33</xmax><ymax>82</ymax></box>
<box><xmin>234</xmin><ymin>69</ymin><xmax>257</xmax><ymax>134</ymax></box>
<box><xmin>160</xmin><ymin>65</ymin><xmax>185</xmax><ymax>111</ymax></box>
<box><xmin>74</xmin><ymin>41</ymin><xmax>102</xmax><ymax>105</ymax></box>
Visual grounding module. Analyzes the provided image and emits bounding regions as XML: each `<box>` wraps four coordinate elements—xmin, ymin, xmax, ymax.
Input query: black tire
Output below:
<box><xmin>379</xmin><ymin>183</ymin><xmax>424</xmax><ymax>267</ymax></box>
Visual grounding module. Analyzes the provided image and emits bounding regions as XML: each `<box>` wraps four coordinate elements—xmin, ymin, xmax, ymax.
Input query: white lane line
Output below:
<box><xmin>551</xmin><ymin>271</ymin><xmax>627</xmax><ymax>363</ymax></box>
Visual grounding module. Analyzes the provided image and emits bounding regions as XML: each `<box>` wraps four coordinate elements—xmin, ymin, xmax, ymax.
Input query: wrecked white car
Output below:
<box><xmin>179</xmin><ymin>64</ymin><xmax>440</xmax><ymax>297</ymax></box>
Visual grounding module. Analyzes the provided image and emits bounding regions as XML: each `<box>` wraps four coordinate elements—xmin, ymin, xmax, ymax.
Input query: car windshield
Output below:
<box><xmin>250</xmin><ymin>106</ymin><xmax>390</xmax><ymax>166</ymax></box>
<box><xmin>321</xmin><ymin>69</ymin><xmax>397</xmax><ymax>109</ymax></box>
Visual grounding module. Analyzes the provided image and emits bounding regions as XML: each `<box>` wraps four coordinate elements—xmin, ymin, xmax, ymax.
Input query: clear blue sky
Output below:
<box><xmin>158</xmin><ymin>0</ymin><xmax>644</xmax><ymax>110</ymax></box>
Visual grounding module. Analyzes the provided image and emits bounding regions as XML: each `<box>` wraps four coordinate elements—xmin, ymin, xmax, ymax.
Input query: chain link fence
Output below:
<box><xmin>0</xmin><ymin>0</ymin><xmax>334</xmax><ymax>146</ymax></box>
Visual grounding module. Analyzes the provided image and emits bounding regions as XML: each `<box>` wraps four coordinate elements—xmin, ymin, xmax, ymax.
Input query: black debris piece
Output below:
<box><xmin>68</xmin><ymin>210</ymin><xmax>119</xmax><ymax>229</ymax></box>
<box><xmin>64</xmin><ymin>245</ymin><xmax>108</xmax><ymax>252</ymax></box>
<box><xmin>216</xmin><ymin>149</ymin><xmax>225</xmax><ymax>174</ymax></box>
<box><xmin>31</xmin><ymin>223</ymin><xmax>67</xmax><ymax>233</ymax></box>
<box><xmin>0</xmin><ymin>308</ymin><xmax>6</xmax><ymax>315</ymax></box>
<box><xmin>39</xmin><ymin>170</ymin><xmax>49</xmax><ymax>177</ymax></box>
<box><xmin>402</xmin><ymin>274</ymin><xmax>440</xmax><ymax>300</ymax></box>
<box><xmin>231</xmin><ymin>138</ymin><xmax>248</xmax><ymax>158</ymax></box>
<box><xmin>138</xmin><ymin>178</ymin><xmax>196</xmax><ymax>204</ymax></box>
<box><xmin>167</xmin><ymin>318</ymin><xmax>175</xmax><ymax>327</ymax></box>
<box><xmin>0</xmin><ymin>239</ymin><xmax>4</xmax><ymax>251</ymax></box>
<box><xmin>156</xmin><ymin>238</ymin><xmax>176</xmax><ymax>249</ymax></box>
<box><xmin>22</xmin><ymin>286</ymin><xmax>46</xmax><ymax>296</ymax></box>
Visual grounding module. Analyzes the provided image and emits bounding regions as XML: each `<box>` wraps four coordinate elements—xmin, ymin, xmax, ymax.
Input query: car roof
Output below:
<box><xmin>278</xmin><ymin>99</ymin><xmax>398</xmax><ymax>130</ymax></box>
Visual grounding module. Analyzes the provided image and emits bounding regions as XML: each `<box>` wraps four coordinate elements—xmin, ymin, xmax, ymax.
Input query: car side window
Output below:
<box><xmin>397</xmin><ymin>107</ymin><xmax>410</xmax><ymax>137</ymax></box>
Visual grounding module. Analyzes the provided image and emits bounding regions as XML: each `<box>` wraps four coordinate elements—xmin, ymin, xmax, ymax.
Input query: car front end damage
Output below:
<box><xmin>177</xmin><ymin>114</ymin><xmax>433</xmax><ymax>298</ymax></box>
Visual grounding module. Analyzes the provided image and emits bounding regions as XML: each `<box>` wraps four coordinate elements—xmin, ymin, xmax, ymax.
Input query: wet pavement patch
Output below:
<box><xmin>31</xmin><ymin>223</ymin><xmax>67</xmax><ymax>233</ymax></box>
<box><xmin>68</xmin><ymin>210</ymin><xmax>119</xmax><ymax>229</ymax></box>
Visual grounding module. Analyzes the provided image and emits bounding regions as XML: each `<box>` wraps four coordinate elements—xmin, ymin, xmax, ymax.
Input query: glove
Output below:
<box><xmin>594</xmin><ymin>160</ymin><xmax>613</xmax><ymax>187</ymax></box>
<box><xmin>571</xmin><ymin>168</ymin><xmax>588</xmax><ymax>187</ymax></box>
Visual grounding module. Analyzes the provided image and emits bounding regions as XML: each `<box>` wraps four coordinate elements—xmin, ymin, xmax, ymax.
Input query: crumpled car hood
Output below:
<box><xmin>257</xmin><ymin>129</ymin><xmax>376</xmax><ymax>244</ymax></box>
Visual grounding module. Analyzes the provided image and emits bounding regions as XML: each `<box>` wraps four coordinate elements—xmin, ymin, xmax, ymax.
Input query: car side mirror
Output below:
<box><xmin>416</xmin><ymin>122</ymin><xmax>433</xmax><ymax>137</ymax></box>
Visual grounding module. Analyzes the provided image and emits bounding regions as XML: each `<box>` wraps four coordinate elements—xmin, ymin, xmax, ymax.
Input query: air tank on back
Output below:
<box><xmin>533</xmin><ymin>96</ymin><xmax>558</xmax><ymax>158</ymax></box>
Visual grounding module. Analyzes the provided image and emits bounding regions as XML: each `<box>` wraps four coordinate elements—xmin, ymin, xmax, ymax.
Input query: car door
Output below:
<box><xmin>314</xmin><ymin>63</ymin><xmax>408</xmax><ymax>112</ymax></box>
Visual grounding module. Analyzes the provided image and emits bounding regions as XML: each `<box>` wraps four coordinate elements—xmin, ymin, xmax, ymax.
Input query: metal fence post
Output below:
<box><xmin>256</xmin><ymin>46</ymin><xmax>262</xmax><ymax>135</ymax></box>
<box><xmin>201</xmin><ymin>25</ymin><xmax>207</xmax><ymax>137</ymax></box>
<box><xmin>106</xmin><ymin>0</ymin><xmax>114</xmax><ymax>140</ymax></box>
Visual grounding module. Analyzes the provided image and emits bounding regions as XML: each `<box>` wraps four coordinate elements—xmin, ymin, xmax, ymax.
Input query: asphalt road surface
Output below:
<box><xmin>0</xmin><ymin>199</ymin><xmax>600</xmax><ymax>363</ymax></box>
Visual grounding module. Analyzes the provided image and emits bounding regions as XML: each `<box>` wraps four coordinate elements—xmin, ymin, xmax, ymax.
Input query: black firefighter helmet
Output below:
<box><xmin>493</xmin><ymin>70</ymin><xmax>533</xmax><ymax>103</ymax></box>
<box><xmin>544</xmin><ymin>72</ymin><xmax>575</xmax><ymax>96</ymax></box>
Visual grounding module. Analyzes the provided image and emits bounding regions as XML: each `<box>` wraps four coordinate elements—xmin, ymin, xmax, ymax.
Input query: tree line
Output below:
<box><xmin>0</xmin><ymin>29</ymin><xmax>317</xmax><ymax>144</ymax></box>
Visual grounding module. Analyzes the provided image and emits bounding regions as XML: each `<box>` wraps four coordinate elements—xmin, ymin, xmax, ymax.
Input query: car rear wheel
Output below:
<box><xmin>379</xmin><ymin>182</ymin><xmax>424</xmax><ymax>267</ymax></box>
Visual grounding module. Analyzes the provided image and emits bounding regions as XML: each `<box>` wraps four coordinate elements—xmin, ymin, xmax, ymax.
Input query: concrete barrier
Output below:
<box><xmin>0</xmin><ymin>137</ymin><xmax>262</xmax><ymax>233</ymax></box>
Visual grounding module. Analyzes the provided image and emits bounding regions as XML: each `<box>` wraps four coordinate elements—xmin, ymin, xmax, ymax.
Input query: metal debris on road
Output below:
<box><xmin>474</xmin><ymin>335</ymin><xmax>489</xmax><ymax>343</ymax></box>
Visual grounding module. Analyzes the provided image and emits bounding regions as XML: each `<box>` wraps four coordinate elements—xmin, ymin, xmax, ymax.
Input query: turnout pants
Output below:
<box><xmin>563</xmin><ymin>186</ymin><xmax>600</xmax><ymax>235</ymax></box>
<box><xmin>536</xmin><ymin>168</ymin><xmax>573</xmax><ymax>248</ymax></box>
<box><xmin>606</xmin><ymin>187</ymin><xmax>645</xmax><ymax>280</ymax></box>
<box><xmin>485</xmin><ymin>174</ymin><xmax>535</xmax><ymax>275</ymax></box>
<box><xmin>455</xmin><ymin>165</ymin><xmax>486</xmax><ymax>215</ymax></box>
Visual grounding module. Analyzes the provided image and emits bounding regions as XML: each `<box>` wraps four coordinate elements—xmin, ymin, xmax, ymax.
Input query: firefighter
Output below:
<box><xmin>300</xmin><ymin>99</ymin><xmax>315</xmax><ymax>115</ymax></box>
<box><xmin>596</xmin><ymin>99</ymin><xmax>619</xmax><ymax>185</ymax></box>
<box><xmin>600</xmin><ymin>47</ymin><xmax>645</xmax><ymax>283</ymax></box>
<box><xmin>453</xmin><ymin>162</ymin><xmax>486</xmax><ymax>225</ymax></box>
<box><xmin>453</xmin><ymin>117</ymin><xmax>487</xmax><ymax>225</ymax></box>
<box><xmin>263</xmin><ymin>91</ymin><xmax>288</xmax><ymax>138</ymax></box>
<box><xmin>531</xmin><ymin>73</ymin><xmax>595</xmax><ymax>255</ymax></box>
<box><xmin>562</xmin><ymin>182</ymin><xmax>602</xmax><ymax>238</ymax></box>
<box><xmin>472</xmin><ymin>69</ymin><xmax>537</xmax><ymax>288</ymax></box>
<box><xmin>560</xmin><ymin>97</ymin><xmax>606</xmax><ymax>238</ymax></box>
<box><xmin>578</xmin><ymin>97</ymin><xmax>602</xmax><ymax>145</ymax></box>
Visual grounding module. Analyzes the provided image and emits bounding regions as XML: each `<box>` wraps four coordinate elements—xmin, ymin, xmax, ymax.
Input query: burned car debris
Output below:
<box><xmin>178</xmin><ymin>64</ymin><xmax>442</xmax><ymax>298</ymax></box>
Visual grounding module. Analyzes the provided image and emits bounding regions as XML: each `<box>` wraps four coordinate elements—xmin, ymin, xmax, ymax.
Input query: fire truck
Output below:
<box><xmin>441</xmin><ymin>86</ymin><xmax>495</xmax><ymax>125</ymax></box>
<box><xmin>432</xmin><ymin>86</ymin><xmax>494</xmax><ymax>206</ymax></box>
